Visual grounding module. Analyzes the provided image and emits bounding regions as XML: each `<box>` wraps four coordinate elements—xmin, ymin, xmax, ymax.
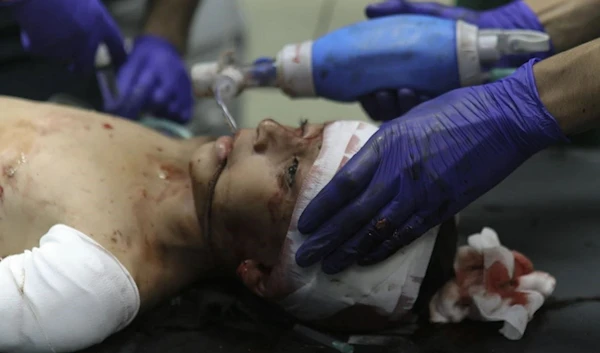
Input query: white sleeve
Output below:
<box><xmin>0</xmin><ymin>224</ymin><xmax>140</xmax><ymax>353</ymax></box>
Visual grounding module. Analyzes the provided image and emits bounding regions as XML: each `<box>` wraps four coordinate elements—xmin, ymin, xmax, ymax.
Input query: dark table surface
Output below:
<box><xmin>79</xmin><ymin>145</ymin><xmax>600</xmax><ymax>353</ymax></box>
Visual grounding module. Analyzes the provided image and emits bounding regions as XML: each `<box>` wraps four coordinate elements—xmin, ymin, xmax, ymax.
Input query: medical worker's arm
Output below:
<box><xmin>367</xmin><ymin>0</ymin><xmax>600</xmax><ymax>54</ymax></box>
<box><xmin>0</xmin><ymin>0</ymin><xmax>126</xmax><ymax>73</ymax></box>
<box><xmin>296</xmin><ymin>37</ymin><xmax>600</xmax><ymax>274</ymax></box>
<box><xmin>527</xmin><ymin>0</ymin><xmax>600</xmax><ymax>54</ymax></box>
<box><xmin>103</xmin><ymin>0</ymin><xmax>200</xmax><ymax>123</ymax></box>
<box><xmin>144</xmin><ymin>0</ymin><xmax>202</xmax><ymax>53</ymax></box>
<box><xmin>534</xmin><ymin>37</ymin><xmax>600</xmax><ymax>135</ymax></box>
<box><xmin>360</xmin><ymin>0</ymin><xmax>600</xmax><ymax>120</ymax></box>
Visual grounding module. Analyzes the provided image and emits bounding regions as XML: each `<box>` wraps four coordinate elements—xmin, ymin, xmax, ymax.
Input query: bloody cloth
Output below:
<box><xmin>429</xmin><ymin>228</ymin><xmax>556</xmax><ymax>340</ymax></box>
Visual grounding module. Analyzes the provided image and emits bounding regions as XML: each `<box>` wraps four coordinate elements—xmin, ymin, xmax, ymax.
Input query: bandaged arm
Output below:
<box><xmin>0</xmin><ymin>224</ymin><xmax>140</xmax><ymax>353</ymax></box>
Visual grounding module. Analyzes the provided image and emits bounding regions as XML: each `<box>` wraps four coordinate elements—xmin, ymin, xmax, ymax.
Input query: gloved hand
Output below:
<box><xmin>296</xmin><ymin>59</ymin><xmax>568</xmax><ymax>274</ymax></box>
<box><xmin>4</xmin><ymin>0</ymin><xmax>126</xmax><ymax>73</ymax></box>
<box><xmin>359</xmin><ymin>0</ymin><xmax>553</xmax><ymax>121</ymax></box>
<box><xmin>104</xmin><ymin>35</ymin><xmax>193</xmax><ymax>123</ymax></box>
<box><xmin>360</xmin><ymin>89</ymin><xmax>431</xmax><ymax>122</ymax></box>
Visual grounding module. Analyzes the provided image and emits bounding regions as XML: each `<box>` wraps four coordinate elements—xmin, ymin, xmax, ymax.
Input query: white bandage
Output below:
<box><xmin>0</xmin><ymin>224</ymin><xmax>140</xmax><ymax>353</ymax></box>
<box><xmin>267</xmin><ymin>121</ymin><xmax>439</xmax><ymax>322</ymax></box>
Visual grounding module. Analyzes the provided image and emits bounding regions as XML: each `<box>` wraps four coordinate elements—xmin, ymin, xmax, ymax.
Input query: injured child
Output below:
<box><xmin>0</xmin><ymin>96</ymin><xmax>556</xmax><ymax>353</ymax></box>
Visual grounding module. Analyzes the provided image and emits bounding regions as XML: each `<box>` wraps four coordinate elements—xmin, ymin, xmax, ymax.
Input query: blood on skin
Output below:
<box><xmin>103</xmin><ymin>123</ymin><xmax>114</xmax><ymax>130</ymax></box>
<box><xmin>236</xmin><ymin>260</ymin><xmax>249</xmax><ymax>278</ymax></box>
<box><xmin>375</xmin><ymin>218</ymin><xmax>388</xmax><ymax>230</ymax></box>
<box><xmin>267</xmin><ymin>190</ymin><xmax>284</xmax><ymax>223</ymax></box>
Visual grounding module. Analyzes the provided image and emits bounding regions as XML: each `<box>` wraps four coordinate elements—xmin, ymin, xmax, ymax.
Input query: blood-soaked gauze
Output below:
<box><xmin>429</xmin><ymin>227</ymin><xmax>556</xmax><ymax>340</ymax></box>
<box><xmin>264</xmin><ymin>121</ymin><xmax>440</xmax><ymax>324</ymax></box>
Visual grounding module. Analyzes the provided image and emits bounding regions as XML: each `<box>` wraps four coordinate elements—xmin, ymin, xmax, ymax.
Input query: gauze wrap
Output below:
<box><xmin>269</xmin><ymin>121</ymin><xmax>439</xmax><ymax>322</ymax></box>
<box><xmin>0</xmin><ymin>224</ymin><xmax>140</xmax><ymax>353</ymax></box>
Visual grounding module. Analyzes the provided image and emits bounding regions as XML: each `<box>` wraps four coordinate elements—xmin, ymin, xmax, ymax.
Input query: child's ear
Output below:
<box><xmin>236</xmin><ymin>259</ymin><xmax>272</xmax><ymax>297</ymax></box>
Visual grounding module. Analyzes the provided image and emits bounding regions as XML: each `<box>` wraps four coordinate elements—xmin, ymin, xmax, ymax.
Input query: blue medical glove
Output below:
<box><xmin>104</xmin><ymin>35</ymin><xmax>193</xmax><ymax>123</ymax></box>
<box><xmin>359</xmin><ymin>0</ymin><xmax>553</xmax><ymax>121</ymax></box>
<box><xmin>296</xmin><ymin>59</ymin><xmax>568</xmax><ymax>274</ymax></box>
<box><xmin>4</xmin><ymin>0</ymin><xmax>126</xmax><ymax>74</ymax></box>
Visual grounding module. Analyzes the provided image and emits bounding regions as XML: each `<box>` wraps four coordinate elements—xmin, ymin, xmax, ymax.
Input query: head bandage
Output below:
<box><xmin>266</xmin><ymin>121</ymin><xmax>439</xmax><ymax>322</ymax></box>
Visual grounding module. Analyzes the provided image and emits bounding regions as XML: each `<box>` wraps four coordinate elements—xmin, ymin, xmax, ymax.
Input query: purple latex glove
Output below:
<box><xmin>359</xmin><ymin>0</ymin><xmax>554</xmax><ymax>121</ymax></box>
<box><xmin>360</xmin><ymin>89</ymin><xmax>431</xmax><ymax>122</ymax></box>
<box><xmin>4</xmin><ymin>0</ymin><xmax>126</xmax><ymax>74</ymax></box>
<box><xmin>296</xmin><ymin>59</ymin><xmax>568</xmax><ymax>274</ymax></box>
<box><xmin>104</xmin><ymin>35</ymin><xmax>193</xmax><ymax>123</ymax></box>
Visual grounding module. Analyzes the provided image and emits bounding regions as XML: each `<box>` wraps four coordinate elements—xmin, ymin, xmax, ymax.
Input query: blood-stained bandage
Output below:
<box><xmin>0</xmin><ymin>224</ymin><xmax>140</xmax><ymax>353</ymax></box>
<box><xmin>265</xmin><ymin>121</ymin><xmax>440</xmax><ymax>324</ymax></box>
<box><xmin>429</xmin><ymin>227</ymin><xmax>556</xmax><ymax>340</ymax></box>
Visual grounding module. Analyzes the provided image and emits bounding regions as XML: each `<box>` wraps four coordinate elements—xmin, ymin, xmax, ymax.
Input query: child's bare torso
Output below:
<box><xmin>0</xmin><ymin>97</ymin><xmax>210</xmax><ymax>309</ymax></box>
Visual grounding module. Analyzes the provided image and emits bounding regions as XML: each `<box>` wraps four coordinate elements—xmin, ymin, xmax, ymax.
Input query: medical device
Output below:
<box><xmin>191</xmin><ymin>15</ymin><xmax>550</xmax><ymax>103</ymax></box>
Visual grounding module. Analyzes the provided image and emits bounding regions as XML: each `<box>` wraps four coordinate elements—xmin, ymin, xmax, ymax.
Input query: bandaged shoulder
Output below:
<box><xmin>0</xmin><ymin>224</ymin><xmax>140</xmax><ymax>353</ymax></box>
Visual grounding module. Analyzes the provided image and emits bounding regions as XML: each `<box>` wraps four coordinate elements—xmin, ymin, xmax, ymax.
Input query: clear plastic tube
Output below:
<box><xmin>213</xmin><ymin>76</ymin><xmax>238</xmax><ymax>133</ymax></box>
<box><xmin>239</xmin><ymin>58</ymin><xmax>278</xmax><ymax>88</ymax></box>
<box><xmin>293</xmin><ymin>324</ymin><xmax>354</xmax><ymax>353</ymax></box>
